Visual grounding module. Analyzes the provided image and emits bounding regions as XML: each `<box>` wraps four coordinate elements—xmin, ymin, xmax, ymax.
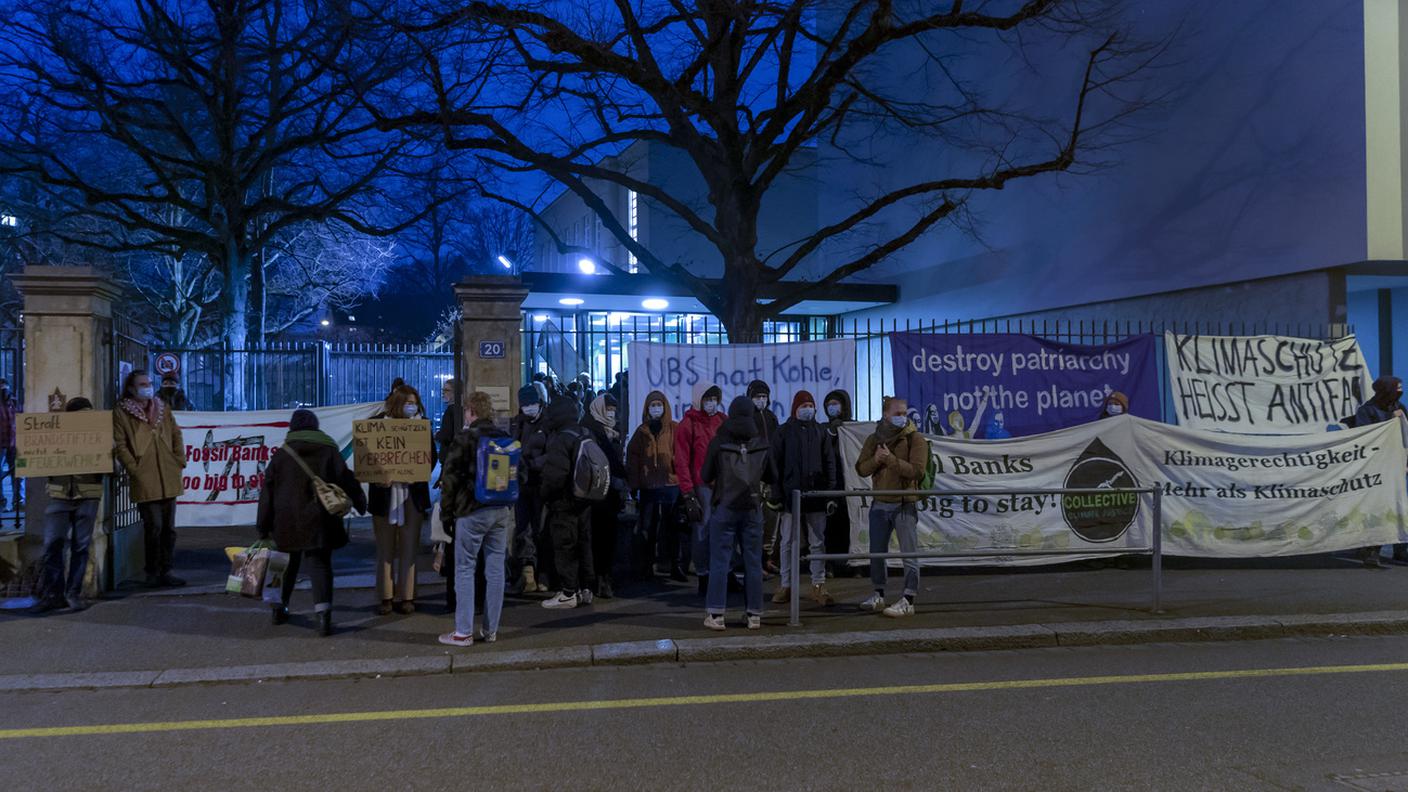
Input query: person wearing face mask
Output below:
<box><xmin>113</xmin><ymin>369</ymin><xmax>188</xmax><ymax>587</ymax></box>
<box><xmin>821</xmin><ymin>389</ymin><xmax>856</xmax><ymax>576</ymax></box>
<box><xmin>582</xmin><ymin>393</ymin><xmax>627</xmax><ymax>598</ymax></box>
<box><xmin>510</xmin><ymin>382</ymin><xmax>551</xmax><ymax>593</ymax></box>
<box><xmin>157</xmin><ymin>375</ymin><xmax>192</xmax><ymax>411</ymax></box>
<box><xmin>367</xmin><ymin>384</ymin><xmax>436</xmax><ymax>615</ymax></box>
<box><xmin>674</xmin><ymin>382</ymin><xmax>726</xmax><ymax>593</ymax></box>
<box><xmin>1353</xmin><ymin>377</ymin><xmax>1407</xmax><ymax>568</ymax></box>
<box><xmin>771</xmin><ymin>391</ymin><xmax>837</xmax><ymax>606</ymax></box>
<box><xmin>0</xmin><ymin>377</ymin><xmax>17</xmax><ymax>511</ymax></box>
<box><xmin>628</xmin><ymin>391</ymin><xmax>682</xmax><ymax>580</ymax></box>
<box><xmin>1099</xmin><ymin>391</ymin><xmax>1130</xmax><ymax>420</ymax></box>
<box><xmin>745</xmin><ymin>380</ymin><xmax>782</xmax><ymax>575</ymax></box>
<box><xmin>855</xmin><ymin>396</ymin><xmax>929</xmax><ymax>617</ymax></box>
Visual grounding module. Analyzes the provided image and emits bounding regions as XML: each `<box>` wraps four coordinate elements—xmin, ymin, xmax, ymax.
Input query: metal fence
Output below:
<box><xmin>522</xmin><ymin>314</ymin><xmax>1353</xmax><ymax>422</ymax></box>
<box><xmin>0</xmin><ymin>325</ymin><xmax>22</xmax><ymax>534</ymax></box>
<box><xmin>106</xmin><ymin>315</ymin><xmax>151</xmax><ymax>588</ymax></box>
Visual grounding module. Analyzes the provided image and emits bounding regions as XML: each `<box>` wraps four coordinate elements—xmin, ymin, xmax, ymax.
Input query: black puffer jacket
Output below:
<box><xmin>774</xmin><ymin>415</ymin><xmax>836</xmax><ymax>511</ymax></box>
<box><xmin>511</xmin><ymin>410</ymin><xmax>550</xmax><ymax>489</ymax></box>
<box><xmin>540</xmin><ymin>397</ymin><xmax>588</xmax><ymax>505</ymax></box>
<box><xmin>257</xmin><ymin>437</ymin><xmax>367</xmax><ymax>552</ymax></box>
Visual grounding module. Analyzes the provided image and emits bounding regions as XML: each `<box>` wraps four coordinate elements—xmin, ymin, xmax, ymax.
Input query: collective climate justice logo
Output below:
<box><xmin>1061</xmin><ymin>438</ymin><xmax>1140</xmax><ymax>543</ymax></box>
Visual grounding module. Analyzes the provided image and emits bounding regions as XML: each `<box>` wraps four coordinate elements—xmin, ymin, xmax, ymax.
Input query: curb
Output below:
<box><xmin>5</xmin><ymin>611</ymin><xmax>1408</xmax><ymax>694</ymax></box>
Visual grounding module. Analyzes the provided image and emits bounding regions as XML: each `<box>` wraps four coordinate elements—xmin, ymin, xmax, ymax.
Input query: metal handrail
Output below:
<box><xmin>787</xmin><ymin>486</ymin><xmax>1164</xmax><ymax>627</ymax></box>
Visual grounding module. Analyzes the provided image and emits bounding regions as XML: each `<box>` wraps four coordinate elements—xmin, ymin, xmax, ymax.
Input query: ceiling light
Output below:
<box><xmin>559</xmin><ymin>297</ymin><xmax>584</xmax><ymax>306</ymax></box>
<box><xmin>531</xmin><ymin>314</ymin><xmax>548</xmax><ymax>323</ymax></box>
<box><xmin>641</xmin><ymin>298</ymin><xmax>669</xmax><ymax>311</ymax></box>
<box><xmin>577</xmin><ymin>258</ymin><xmax>596</xmax><ymax>275</ymax></box>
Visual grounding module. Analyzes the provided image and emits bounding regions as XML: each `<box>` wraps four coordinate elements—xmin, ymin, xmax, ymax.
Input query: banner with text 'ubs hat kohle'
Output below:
<box><xmin>837</xmin><ymin>414</ymin><xmax>1407</xmax><ymax>566</ymax></box>
<box><xmin>627</xmin><ymin>339</ymin><xmax>855</xmax><ymax>433</ymax></box>
<box><xmin>1164</xmin><ymin>333</ymin><xmax>1373</xmax><ymax>433</ymax></box>
<box><xmin>889</xmin><ymin>333</ymin><xmax>1160</xmax><ymax>439</ymax></box>
<box><xmin>173</xmin><ymin>402</ymin><xmax>380</xmax><ymax>527</ymax></box>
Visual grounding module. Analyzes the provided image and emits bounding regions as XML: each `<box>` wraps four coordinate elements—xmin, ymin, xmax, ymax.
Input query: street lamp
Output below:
<box><xmin>577</xmin><ymin>257</ymin><xmax>596</xmax><ymax>275</ymax></box>
<box><xmin>497</xmin><ymin>255</ymin><xmax>513</xmax><ymax>270</ymax></box>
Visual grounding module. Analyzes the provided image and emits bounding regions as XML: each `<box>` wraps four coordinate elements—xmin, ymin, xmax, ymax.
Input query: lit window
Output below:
<box><xmin>627</xmin><ymin>190</ymin><xmax>639</xmax><ymax>273</ymax></box>
<box><xmin>0</xmin><ymin>214</ymin><xmax>16</xmax><ymax>227</ymax></box>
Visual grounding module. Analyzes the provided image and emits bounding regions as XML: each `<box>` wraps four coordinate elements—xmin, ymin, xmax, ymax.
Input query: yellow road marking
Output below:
<box><xmin>4</xmin><ymin>661</ymin><xmax>1407</xmax><ymax>740</ymax></box>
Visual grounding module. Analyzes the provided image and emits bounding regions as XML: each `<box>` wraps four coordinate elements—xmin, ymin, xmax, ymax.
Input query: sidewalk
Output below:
<box><xmin>3</xmin><ymin>525</ymin><xmax>1408</xmax><ymax>690</ymax></box>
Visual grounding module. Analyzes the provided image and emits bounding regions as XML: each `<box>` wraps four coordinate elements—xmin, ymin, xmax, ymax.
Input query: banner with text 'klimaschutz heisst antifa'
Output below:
<box><xmin>1164</xmin><ymin>333</ymin><xmax>1373</xmax><ymax>433</ymax></box>
<box><xmin>837</xmin><ymin>415</ymin><xmax>1408</xmax><ymax>565</ymax></box>
<box><xmin>628</xmin><ymin>339</ymin><xmax>855</xmax><ymax>432</ymax></box>
<box><xmin>889</xmin><ymin>333</ymin><xmax>1160</xmax><ymax>439</ymax></box>
<box><xmin>173</xmin><ymin>403</ymin><xmax>379</xmax><ymax>527</ymax></box>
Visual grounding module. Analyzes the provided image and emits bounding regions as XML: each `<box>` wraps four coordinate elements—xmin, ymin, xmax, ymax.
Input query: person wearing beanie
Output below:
<box><xmin>699</xmin><ymin>396</ymin><xmax>776</xmax><ymax>630</ymax></box>
<box><xmin>745</xmin><ymin>379</ymin><xmax>782</xmax><ymax>576</ymax></box>
<box><xmin>771</xmin><ymin>390</ymin><xmax>837</xmax><ymax>607</ymax></box>
<box><xmin>1099</xmin><ymin>391</ymin><xmax>1130</xmax><ymax>419</ymax></box>
<box><xmin>256</xmin><ymin>408</ymin><xmax>367</xmax><ymax>636</ymax></box>
<box><xmin>674</xmin><ymin>382</ymin><xmax>726</xmax><ymax>593</ymax></box>
<box><xmin>628</xmin><ymin>390</ymin><xmax>682</xmax><ymax>580</ymax></box>
<box><xmin>538</xmin><ymin>396</ymin><xmax>600</xmax><ymax>609</ymax></box>
<box><xmin>511</xmin><ymin>382</ymin><xmax>551</xmax><ymax>593</ymax></box>
<box><xmin>29</xmin><ymin>397</ymin><xmax>107</xmax><ymax>615</ymax></box>
<box><xmin>582</xmin><ymin>393</ymin><xmax>626</xmax><ymax>598</ymax></box>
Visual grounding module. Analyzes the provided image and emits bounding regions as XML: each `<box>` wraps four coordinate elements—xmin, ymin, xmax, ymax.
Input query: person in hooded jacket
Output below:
<box><xmin>855</xmin><ymin>396</ymin><xmax>929</xmax><ymax>618</ymax></box>
<box><xmin>747</xmin><ymin>379</ymin><xmax>783</xmax><ymax>575</ymax></box>
<box><xmin>583</xmin><ymin>393</ymin><xmax>626</xmax><ymax>598</ymax></box>
<box><xmin>538</xmin><ymin>395</ymin><xmax>597</xmax><ymax>608</ymax></box>
<box><xmin>257</xmin><ymin>409</ymin><xmax>368</xmax><ymax>636</ymax></box>
<box><xmin>674</xmin><ymin>382</ymin><xmax>725</xmax><ymax>591</ymax></box>
<box><xmin>771</xmin><ymin>390</ymin><xmax>837</xmax><ymax>606</ymax></box>
<box><xmin>822</xmin><ymin>389</ymin><xmax>857</xmax><ymax>576</ymax></box>
<box><xmin>511</xmin><ymin>382</ymin><xmax>551</xmax><ymax>592</ymax></box>
<box><xmin>1354</xmin><ymin>376</ymin><xmax>1406</xmax><ymax>568</ymax></box>
<box><xmin>701</xmin><ymin>397</ymin><xmax>777</xmax><ymax>630</ymax></box>
<box><xmin>1099</xmin><ymin>391</ymin><xmax>1130</xmax><ymax>419</ymax></box>
<box><xmin>628</xmin><ymin>390</ymin><xmax>682</xmax><ymax>580</ymax></box>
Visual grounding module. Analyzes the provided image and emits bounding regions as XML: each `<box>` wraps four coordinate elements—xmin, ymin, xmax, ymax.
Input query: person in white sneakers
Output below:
<box><xmin>854</xmin><ymin>396</ymin><xmax>929</xmax><ymax>618</ymax></box>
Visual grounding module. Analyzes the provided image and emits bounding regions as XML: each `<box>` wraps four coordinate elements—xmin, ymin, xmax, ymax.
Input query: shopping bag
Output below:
<box><xmin>261</xmin><ymin>550</ymin><xmax>291</xmax><ymax>604</ymax></box>
<box><xmin>224</xmin><ymin>541</ymin><xmax>275</xmax><ymax>598</ymax></box>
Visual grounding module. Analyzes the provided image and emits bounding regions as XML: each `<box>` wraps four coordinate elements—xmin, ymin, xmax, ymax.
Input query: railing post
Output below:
<box><xmin>1152</xmin><ymin>487</ymin><xmax>1163</xmax><ymax>614</ymax></box>
<box><xmin>789</xmin><ymin>487</ymin><xmax>803</xmax><ymax>627</ymax></box>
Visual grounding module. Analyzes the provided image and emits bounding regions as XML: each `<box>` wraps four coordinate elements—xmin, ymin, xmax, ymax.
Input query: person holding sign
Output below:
<box><xmin>257</xmin><ymin>409</ymin><xmax>367</xmax><ymax>636</ymax></box>
<box><xmin>29</xmin><ymin>398</ymin><xmax>104</xmax><ymax>615</ymax></box>
<box><xmin>367</xmin><ymin>384</ymin><xmax>436</xmax><ymax>615</ymax></box>
<box><xmin>1353</xmin><ymin>376</ymin><xmax>1407</xmax><ymax>569</ymax></box>
<box><xmin>855</xmin><ymin>396</ymin><xmax>929</xmax><ymax>618</ymax></box>
<box><xmin>113</xmin><ymin>369</ymin><xmax>188</xmax><ymax>588</ymax></box>
<box><xmin>437</xmin><ymin>392</ymin><xmax>517</xmax><ymax>647</ymax></box>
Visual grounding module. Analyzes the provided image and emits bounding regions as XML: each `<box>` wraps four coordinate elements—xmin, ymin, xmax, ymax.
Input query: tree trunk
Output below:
<box><xmin>221</xmin><ymin>247</ymin><xmax>251</xmax><ymax>410</ymax></box>
<box><xmin>719</xmin><ymin>263</ymin><xmax>768</xmax><ymax>343</ymax></box>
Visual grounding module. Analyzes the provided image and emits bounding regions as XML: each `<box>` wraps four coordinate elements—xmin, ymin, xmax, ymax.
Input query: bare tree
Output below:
<box><xmin>380</xmin><ymin>0</ymin><xmax>1168</xmax><ymax>340</ymax></box>
<box><xmin>0</xmin><ymin>0</ymin><xmax>427</xmax><ymax>389</ymax></box>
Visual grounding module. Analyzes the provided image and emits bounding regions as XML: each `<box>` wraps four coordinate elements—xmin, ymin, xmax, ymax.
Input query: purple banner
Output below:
<box><xmin>889</xmin><ymin>333</ymin><xmax>1160</xmax><ymax>438</ymax></box>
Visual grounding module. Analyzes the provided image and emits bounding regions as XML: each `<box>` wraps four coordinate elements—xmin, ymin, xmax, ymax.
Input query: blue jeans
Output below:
<box><xmin>690</xmin><ymin>485</ymin><xmax>713</xmax><ymax>575</ymax></box>
<box><xmin>454</xmin><ymin>507</ymin><xmax>511</xmax><ymax>637</ymax></box>
<box><xmin>869</xmin><ymin>502</ymin><xmax>920</xmax><ymax>599</ymax></box>
<box><xmin>779</xmin><ymin>509</ymin><xmax>828</xmax><ymax>588</ymax></box>
<box><xmin>706</xmin><ymin>506</ymin><xmax>763</xmax><ymax>616</ymax></box>
<box><xmin>41</xmin><ymin>498</ymin><xmax>98</xmax><ymax>603</ymax></box>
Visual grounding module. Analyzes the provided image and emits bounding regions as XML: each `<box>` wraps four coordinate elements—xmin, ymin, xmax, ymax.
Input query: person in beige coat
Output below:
<box><xmin>113</xmin><ymin>369</ymin><xmax>188</xmax><ymax>588</ymax></box>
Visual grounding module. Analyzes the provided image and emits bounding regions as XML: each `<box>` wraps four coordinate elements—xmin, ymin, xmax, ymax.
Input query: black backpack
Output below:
<box><xmin>714</xmin><ymin>437</ymin><xmax>771</xmax><ymax>508</ymax></box>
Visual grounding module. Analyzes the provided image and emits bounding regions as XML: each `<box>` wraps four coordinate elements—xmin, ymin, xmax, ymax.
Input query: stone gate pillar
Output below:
<box><xmin>453</xmin><ymin>276</ymin><xmax>529</xmax><ymax>421</ymax></box>
<box><xmin>11</xmin><ymin>266</ymin><xmax>122</xmax><ymax>594</ymax></box>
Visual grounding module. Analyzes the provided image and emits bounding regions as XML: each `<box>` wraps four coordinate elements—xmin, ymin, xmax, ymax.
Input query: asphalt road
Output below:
<box><xmin>4</xmin><ymin>636</ymin><xmax>1408</xmax><ymax>791</ymax></box>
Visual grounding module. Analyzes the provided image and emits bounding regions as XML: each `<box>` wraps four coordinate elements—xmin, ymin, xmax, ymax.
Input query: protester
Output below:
<box><xmin>747</xmin><ymin>379</ymin><xmax>782</xmax><ymax>574</ymax></box>
<box><xmin>854</xmin><ymin>396</ymin><xmax>928</xmax><ymax>617</ymax></box>
<box><xmin>0</xmin><ymin>378</ymin><xmax>16</xmax><ymax>511</ymax></box>
<box><xmin>675</xmin><ymin>382</ymin><xmax>725</xmax><ymax>593</ymax></box>
<box><xmin>368</xmin><ymin>384</ymin><xmax>435</xmax><ymax>615</ymax></box>
<box><xmin>511</xmin><ymin>382</ymin><xmax>551</xmax><ymax>593</ymax></box>
<box><xmin>29</xmin><ymin>398</ymin><xmax>104</xmax><ymax>614</ymax></box>
<box><xmin>772</xmin><ymin>391</ymin><xmax>837</xmax><ymax>606</ymax></box>
<box><xmin>583</xmin><ymin>393</ymin><xmax>626</xmax><ymax>598</ymax></box>
<box><xmin>1099</xmin><ymin>391</ymin><xmax>1130</xmax><ymax>419</ymax></box>
<box><xmin>822</xmin><ymin>389</ymin><xmax>856</xmax><ymax>576</ymax></box>
<box><xmin>157</xmin><ymin>374</ymin><xmax>192</xmax><ymax>411</ymax></box>
<box><xmin>701</xmin><ymin>397</ymin><xmax>775</xmax><ymax>630</ymax></box>
<box><xmin>113</xmin><ymin>369</ymin><xmax>187</xmax><ymax>588</ymax></box>
<box><xmin>577</xmin><ymin>372</ymin><xmax>594</xmax><ymax>412</ymax></box>
<box><xmin>539</xmin><ymin>395</ymin><xmax>597</xmax><ymax>608</ymax></box>
<box><xmin>1354</xmin><ymin>376</ymin><xmax>1406</xmax><ymax>568</ymax></box>
<box><xmin>256</xmin><ymin>409</ymin><xmax>367</xmax><ymax>636</ymax></box>
<box><xmin>437</xmin><ymin>391</ymin><xmax>516</xmax><ymax>647</ymax></box>
<box><xmin>434</xmin><ymin>377</ymin><xmax>463</xmax><ymax>611</ymax></box>
<box><xmin>628</xmin><ymin>390</ymin><xmax>683</xmax><ymax>581</ymax></box>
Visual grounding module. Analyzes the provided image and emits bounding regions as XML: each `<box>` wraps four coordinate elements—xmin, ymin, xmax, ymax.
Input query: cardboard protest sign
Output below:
<box><xmin>15</xmin><ymin>410</ymin><xmax>114</xmax><ymax>477</ymax></box>
<box><xmin>627</xmin><ymin>339</ymin><xmax>855</xmax><ymax>434</ymax></box>
<box><xmin>352</xmin><ymin>418</ymin><xmax>434</xmax><ymax>484</ymax></box>
<box><xmin>1164</xmin><ymin>333</ymin><xmax>1372</xmax><ymax>433</ymax></box>
<box><xmin>175</xmin><ymin>403</ymin><xmax>379</xmax><ymax>527</ymax></box>
<box><xmin>889</xmin><ymin>333</ymin><xmax>1159</xmax><ymax>438</ymax></box>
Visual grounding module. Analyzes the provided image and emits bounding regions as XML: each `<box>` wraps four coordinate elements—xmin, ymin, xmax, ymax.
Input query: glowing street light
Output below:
<box><xmin>497</xmin><ymin>255</ymin><xmax>513</xmax><ymax>269</ymax></box>
<box><xmin>577</xmin><ymin>257</ymin><xmax>596</xmax><ymax>275</ymax></box>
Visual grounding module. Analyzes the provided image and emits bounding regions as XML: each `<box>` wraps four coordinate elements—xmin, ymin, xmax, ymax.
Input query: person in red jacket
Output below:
<box><xmin>674</xmin><ymin>382</ymin><xmax>725</xmax><ymax>592</ymax></box>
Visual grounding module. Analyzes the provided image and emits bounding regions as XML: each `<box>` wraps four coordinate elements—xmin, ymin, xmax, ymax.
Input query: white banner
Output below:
<box><xmin>628</xmin><ymin>339</ymin><xmax>855</xmax><ymax>432</ymax></box>
<box><xmin>839</xmin><ymin>415</ymin><xmax>1408</xmax><ymax>564</ymax></box>
<box><xmin>1165</xmin><ymin>333</ymin><xmax>1373</xmax><ymax>433</ymax></box>
<box><xmin>174</xmin><ymin>403</ymin><xmax>380</xmax><ymax>527</ymax></box>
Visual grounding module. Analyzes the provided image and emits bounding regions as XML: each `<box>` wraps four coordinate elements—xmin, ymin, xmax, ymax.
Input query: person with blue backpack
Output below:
<box><xmin>437</xmin><ymin>391</ymin><xmax>521</xmax><ymax>647</ymax></box>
